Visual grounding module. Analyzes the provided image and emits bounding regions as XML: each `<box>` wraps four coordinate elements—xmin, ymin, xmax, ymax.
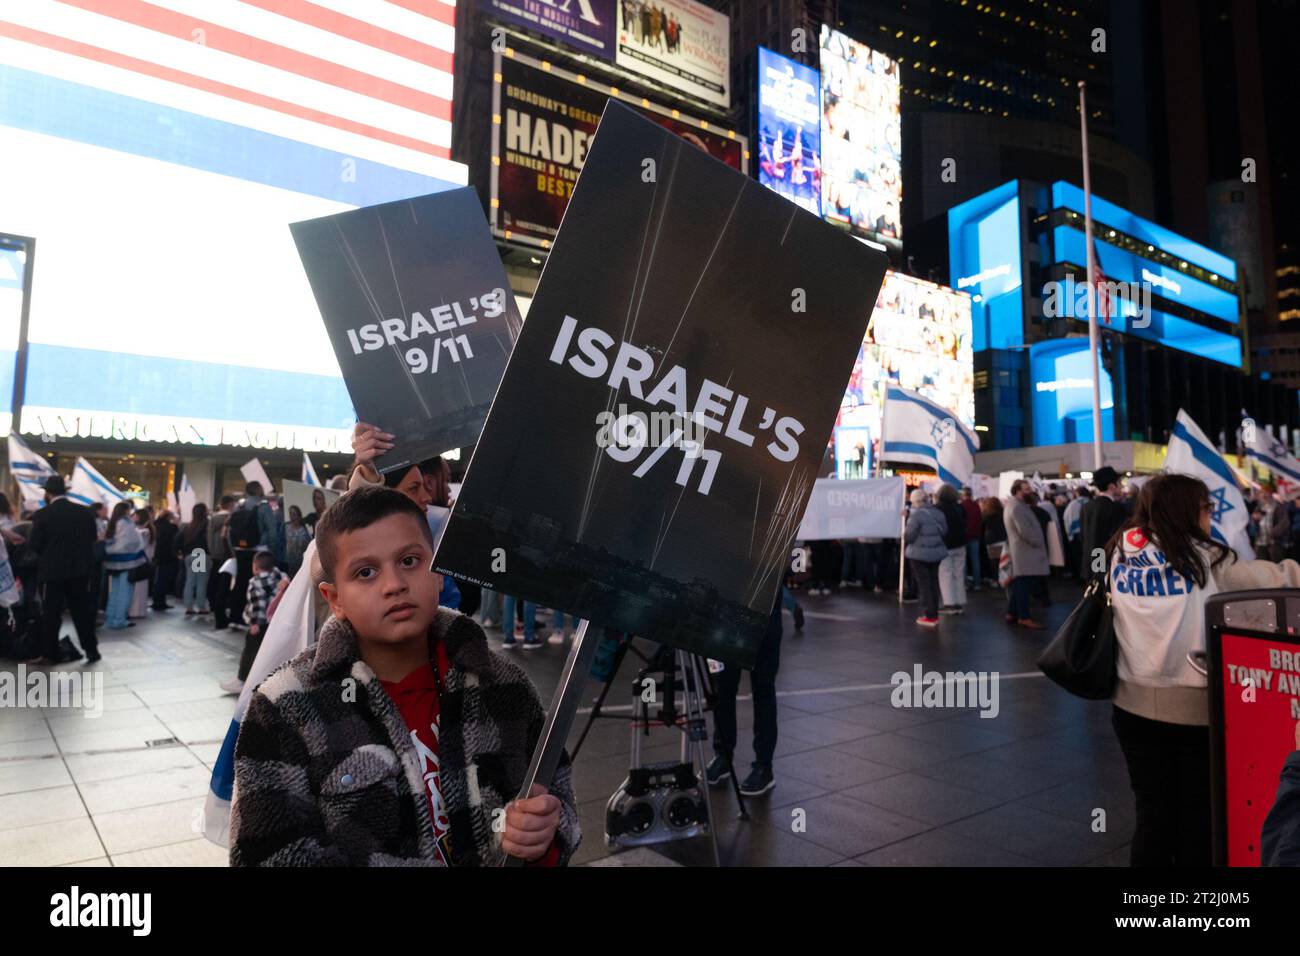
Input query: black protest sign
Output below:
<box><xmin>433</xmin><ymin>103</ymin><xmax>888</xmax><ymax>666</ymax></box>
<box><xmin>290</xmin><ymin>187</ymin><xmax>522</xmax><ymax>474</ymax></box>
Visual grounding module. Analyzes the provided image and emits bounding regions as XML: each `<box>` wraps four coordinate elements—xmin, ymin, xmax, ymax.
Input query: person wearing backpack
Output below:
<box><xmin>227</xmin><ymin>482</ymin><xmax>276</xmax><ymax>626</ymax></box>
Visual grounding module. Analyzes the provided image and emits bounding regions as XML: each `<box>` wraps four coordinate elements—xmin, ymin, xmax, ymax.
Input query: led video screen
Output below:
<box><xmin>819</xmin><ymin>26</ymin><xmax>901</xmax><ymax>251</ymax></box>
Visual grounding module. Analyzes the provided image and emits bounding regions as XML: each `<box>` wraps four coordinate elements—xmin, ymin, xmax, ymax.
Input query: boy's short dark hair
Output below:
<box><xmin>246</xmin><ymin>481</ymin><xmax>263</xmax><ymax>496</ymax></box>
<box><xmin>220</xmin><ymin>494</ymin><xmax>237</xmax><ymax>509</ymax></box>
<box><xmin>253</xmin><ymin>551</ymin><xmax>277</xmax><ymax>572</ymax></box>
<box><xmin>315</xmin><ymin>486</ymin><xmax>431</xmax><ymax>583</ymax></box>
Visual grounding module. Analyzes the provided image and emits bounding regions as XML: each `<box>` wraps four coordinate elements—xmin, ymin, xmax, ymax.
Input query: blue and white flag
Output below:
<box><xmin>1242</xmin><ymin>414</ymin><xmax>1300</xmax><ymax>501</ymax></box>
<box><xmin>302</xmin><ymin>451</ymin><xmax>321</xmax><ymax>488</ymax></box>
<box><xmin>880</xmin><ymin>386</ymin><xmax>980</xmax><ymax>490</ymax></box>
<box><xmin>1166</xmin><ymin>409</ymin><xmax>1254</xmax><ymax>560</ymax></box>
<box><xmin>7</xmin><ymin>432</ymin><xmax>56</xmax><ymax>508</ymax></box>
<box><xmin>68</xmin><ymin>457</ymin><xmax>126</xmax><ymax>509</ymax></box>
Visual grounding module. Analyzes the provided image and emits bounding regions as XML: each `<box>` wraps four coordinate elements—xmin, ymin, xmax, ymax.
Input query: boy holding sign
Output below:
<box><xmin>229</xmin><ymin>486</ymin><xmax>580</xmax><ymax>866</ymax></box>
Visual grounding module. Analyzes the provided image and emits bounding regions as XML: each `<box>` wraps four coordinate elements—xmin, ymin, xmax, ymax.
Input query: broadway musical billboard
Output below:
<box><xmin>477</xmin><ymin>0</ymin><xmax>617</xmax><ymax>60</ymax></box>
<box><xmin>439</xmin><ymin>102</ymin><xmax>887</xmax><ymax>665</ymax></box>
<box><xmin>493</xmin><ymin>50</ymin><xmax>744</xmax><ymax>248</ymax></box>
<box><xmin>616</xmin><ymin>0</ymin><xmax>730</xmax><ymax>108</ymax></box>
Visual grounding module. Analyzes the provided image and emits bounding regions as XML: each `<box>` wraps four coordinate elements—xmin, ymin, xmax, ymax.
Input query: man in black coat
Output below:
<box><xmin>28</xmin><ymin>476</ymin><xmax>100</xmax><ymax>664</ymax></box>
<box><xmin>1079</xmin><ymin>466</ymin><xmax>1128</xmax><ymax>579</ymax></box>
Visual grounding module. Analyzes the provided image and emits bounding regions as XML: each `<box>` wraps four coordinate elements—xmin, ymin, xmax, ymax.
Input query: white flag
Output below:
<box><xmin>1165</xmin><ymin>409</ymin><xmax>1254</xmax><ymax>560</ymax></box>
<box><xmin>7</xmin><ymin>432</ymin><xmax>56</xmax><ymax>507</ymax></box>
<box><xmin>69</xmin><ymin>457</ymin><xmax>126</xmax><ymax>509</ymax></box>
<box><xmin>178</xmin><ymin>474</ymin><xmax>198</xmax><ymax>523</ymax></box>
<box><xmin>205</xmin><ymin>539</ymin><xmax>320</xmax><ymax>847</ymax></box>
<box><xmin>240</xmin><ymin>457</ymin><xmax>274</xmax><ymax>494</ymax></box>
<box><xmin>880</xmin><ymin>386</ymin><xmax>980</xmax><ymax>490</ymax></box>
<box><xmin>301</xmin><ymin>451</ymin><xmax>321</xmax><ymax>488</ymax></box>
<box><xmin>1241</xmin><ymin>415</ymin><xmax>1300</xmax><ymax>501</ymax></box>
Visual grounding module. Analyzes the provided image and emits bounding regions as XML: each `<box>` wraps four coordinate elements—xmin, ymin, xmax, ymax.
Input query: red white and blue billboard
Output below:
<box><xmin>0</xmin><ymin>0</ymin><xmax>466</xmax><ymax>451</ymax></box>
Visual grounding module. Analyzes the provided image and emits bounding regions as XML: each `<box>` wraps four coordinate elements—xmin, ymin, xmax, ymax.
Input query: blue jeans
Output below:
<box><xmin>781</xmin><ymin>586</ymin><xmax>798</xmax><ymax>612</ymax></box>
<box><xmin>1007</xmin><ymin>576</ymin><xmax>1034</xmax><ymax>620</ymax></box>
<box><xmin>502</xmin><ymin>595</ymin><xmax>537</xmax><ymax>644</ymax></box>
<box><xmin>965</xmin><ymin>538</ymin><xmax>982</xmax><ymax>588</ymax></box>
<box><xmin>106</xmin><ymin>571</ymin><xmax>133</xmax><ymax>628</ymax></box>
<box><xmin>183</xmin><ymin>565</ymin><xmax>210</xmax><ymax>611</ymax></box>
<box><xmin>480</xmin><ymin>588</ymin><xmax>500</xmax><ymax>624</ymax></box>
<box><xmin>551</xmin><ymin>610</ymin><xmax>576</xmax><ymax>634</ymax></box>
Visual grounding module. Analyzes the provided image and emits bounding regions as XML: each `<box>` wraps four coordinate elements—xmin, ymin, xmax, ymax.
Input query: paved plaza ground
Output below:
<box><xmin>0</xmin><ymin>580</ymin><xmax>1136</xmax><ymax>867</ymax></box>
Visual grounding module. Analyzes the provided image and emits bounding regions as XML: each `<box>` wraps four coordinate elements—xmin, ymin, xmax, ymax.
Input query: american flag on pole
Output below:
<box><xmin>0</xmin><ymin>0</ymin><xmax>464</xmax><ymax>187</ymax></box>
<box><xmin>1091</xmin><ymin>234</ymin><xmax>1113</xmax><ymax>325</ymax></box>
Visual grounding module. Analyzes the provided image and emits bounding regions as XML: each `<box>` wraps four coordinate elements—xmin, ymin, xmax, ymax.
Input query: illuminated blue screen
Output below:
<box><xmin>948</xmin><ymin>180</ymin><xmax>1023</xmax><ymax>351</ymax></box>
<box><xmin>1050</xmin><ymin>182</ymin><xmax>1237</xmax><ymax>279</ymax></box>
<box><xmin>1050</xmin><ymin>226</ymin><xmax>1239</xmax><ymax>325</ymax></box>
<box><xmin>1029</xmin><ymin>339</ymin><xmax>1115</xmax><ymax>445</ymax></box>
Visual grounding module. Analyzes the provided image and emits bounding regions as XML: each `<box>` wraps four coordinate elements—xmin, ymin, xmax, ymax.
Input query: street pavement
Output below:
<box><xmin>0</xmin><ymin>578</ymin><xmax>1134</xmax><ymax>866</ymax></box>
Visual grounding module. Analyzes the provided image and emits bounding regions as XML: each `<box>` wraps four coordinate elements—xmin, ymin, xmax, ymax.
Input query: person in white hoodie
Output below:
<box><xmin>1108</xmin><ymin>472</ymin><xmax>1300</xmax><ymax>867</ymax></box>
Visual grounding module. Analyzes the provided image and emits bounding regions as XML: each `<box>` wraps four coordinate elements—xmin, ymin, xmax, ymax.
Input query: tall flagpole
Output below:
<box><xmin>1079</xmin><ymin>81</ymin><xmax>1104</xmax><ymax>470</ymax></box>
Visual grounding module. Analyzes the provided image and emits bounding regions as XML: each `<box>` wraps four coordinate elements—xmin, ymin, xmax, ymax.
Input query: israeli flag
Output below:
<box><xmin>1166</xmin><ymin>409</ymin><xmax>1255</xmax><ymax>560</ymax></box>
<box><xmin>1242</xmin><ymin>415</ymin><xmax>1300</xmax><ymax>500</ymax></box>
<box><xmin>68</xmin><ymin>457</ymin><xmax>126</xmax><ymax>509</ymax></box>
<box><xmin>7</xmin><ymin>432</ymin><xmax>56</xmax><ymax>508</ymax></box>
<box><xmin>880</xmin><ymin>386</ymin><xmax>980</xmax><ymax>489</ymax></box>
<box><xmin>301</xmin><ymin>451</ymin><xmax>321</xmax><ymax>487</ymax></box>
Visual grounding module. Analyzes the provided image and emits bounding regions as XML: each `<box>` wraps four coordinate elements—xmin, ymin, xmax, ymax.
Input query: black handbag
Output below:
<box><xmin>1037</xmin><ymin>574</ymin><xmax>1118</xmax><ymax>699</ymax></box>
<box><xmin>128</xmin><ymin>561</ymin><xmax>154</xmax><ymax>584</ymax></box>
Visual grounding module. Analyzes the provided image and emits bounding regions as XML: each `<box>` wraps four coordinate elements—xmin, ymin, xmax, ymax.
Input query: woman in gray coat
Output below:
<box><xmin>904</xmin><ymin>488</ymin><xmax>948</xmax><ymax>626</ymax></box>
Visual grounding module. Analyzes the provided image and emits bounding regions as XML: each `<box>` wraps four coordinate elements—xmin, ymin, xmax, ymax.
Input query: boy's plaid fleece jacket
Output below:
<box><xmin>243</xmin><ymin>568</ymin><xmax>287</xmax><ymax>628</ymax></box>
<box><xmin>229</xmin><ymin>607</ymin><xmax>580</xmax><ymax>866</ymax></box>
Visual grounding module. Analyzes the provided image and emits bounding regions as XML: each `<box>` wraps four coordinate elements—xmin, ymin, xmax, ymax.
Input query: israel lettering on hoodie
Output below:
<box><xmin>1110</xmin><ymin>547</ymin><xmax>1198</xmax><ymax>598</ymax></box>
<box><xmin>1109</xmin><ymin>527</ymin><xmax>1215</xmax><ymax>689</ymax></box>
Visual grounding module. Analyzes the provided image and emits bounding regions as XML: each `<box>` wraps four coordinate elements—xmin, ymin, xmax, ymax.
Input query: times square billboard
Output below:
<box><xmin>818</xmin><ymin>26</ymin><xmax>901</xmax><ymax>254</ymax></box>
<box><xmin>757</xmin><ymin>47</ymin><xmax>821</xmax><ymax>216</ymax></box>
<box><xmin>835</xmin><ymin>272</ymin><xmax>974</xmax><ymax>478</ymax></box>
<box><xmin>0</xmin><ymin>0</ymin><xmax>467</xmax><ymax>452</ymax></box>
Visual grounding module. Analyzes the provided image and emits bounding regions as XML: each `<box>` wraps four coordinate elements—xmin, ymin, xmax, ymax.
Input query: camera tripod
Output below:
<box><xmin>571</xmin><ymin>636</ymin><xmax>749</xmax><ymax>867</ymax></box>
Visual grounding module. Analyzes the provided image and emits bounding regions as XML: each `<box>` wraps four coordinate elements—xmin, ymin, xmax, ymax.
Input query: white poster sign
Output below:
<box><xmin>796</xmin><ymin>476</ymin><xmax>906</xmax><ymax>540</ymax></box>
<box><xmin>240</xmin><ymin>457</ymin><xmax>275</xmax><ymax>495</ymax></box>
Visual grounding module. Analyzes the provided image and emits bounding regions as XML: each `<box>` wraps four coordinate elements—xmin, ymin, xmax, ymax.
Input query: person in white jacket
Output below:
<box><xmin>1108</xmin><ymin>472</ymin><xmax>1300</xmax><ymax>867</ymax></box>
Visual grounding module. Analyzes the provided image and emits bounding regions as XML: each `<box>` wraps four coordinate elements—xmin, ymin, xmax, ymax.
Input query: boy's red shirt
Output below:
<box><xmin>380</xmin><ymin>639</ymin><xmax>559</xmax><ymax>867</ymax></box>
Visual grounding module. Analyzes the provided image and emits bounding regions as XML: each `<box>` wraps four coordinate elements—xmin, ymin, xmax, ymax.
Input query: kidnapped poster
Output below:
<box><xmin>434</xmin><ymin>103</ymin><xmax>887</xmax><ymax>666</ymax></box>
<box><xmin>290</xmin><ymin>187</ymin><xmax>522</xmax><ymax>474</ymax></box>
